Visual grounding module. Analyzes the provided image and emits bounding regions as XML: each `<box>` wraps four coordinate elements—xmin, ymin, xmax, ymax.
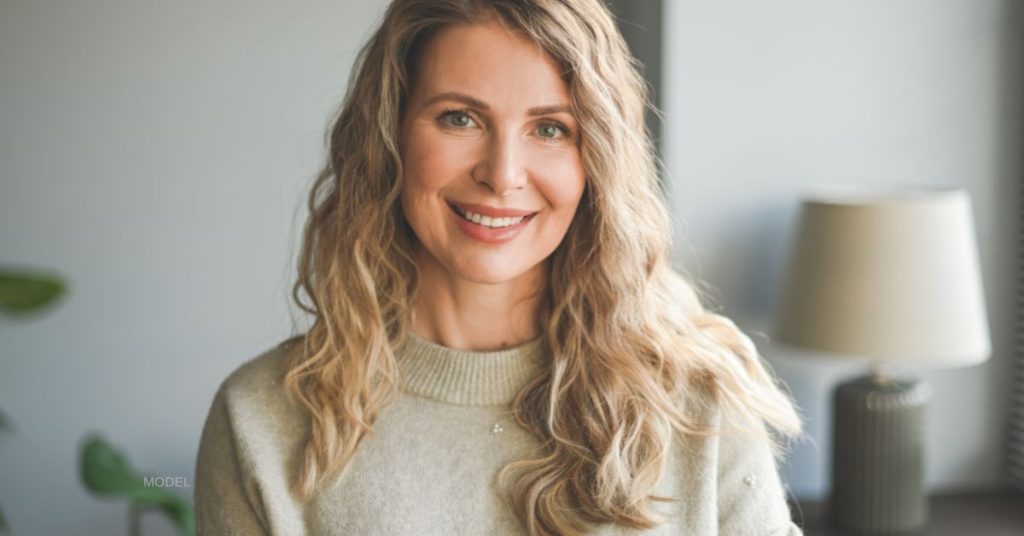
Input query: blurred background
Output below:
<box><xmin>0</xmin><ymin>0</ymin><xmax>1020</xmax><ymax>534</ymax></box>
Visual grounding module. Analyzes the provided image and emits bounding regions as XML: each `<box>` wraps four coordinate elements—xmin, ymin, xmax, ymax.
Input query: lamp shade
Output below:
<box><xmin>774</xmin><ymin>185</ymin><xmax>991</xmax><ymax>367</ymax></box>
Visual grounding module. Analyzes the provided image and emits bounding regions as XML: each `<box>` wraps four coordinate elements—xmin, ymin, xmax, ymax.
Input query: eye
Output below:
<box><xmin>439</xmin><ymin>109</ymin><xmax>477</xmax><ymax>129</ymax></box>
<box><xmin>537</xmin><ymin>121</ymin><xmax>571</xmax><ymax>140</ymax></box>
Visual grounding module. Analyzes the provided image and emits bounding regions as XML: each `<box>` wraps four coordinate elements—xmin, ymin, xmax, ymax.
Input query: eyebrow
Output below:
<box><xmin>422</xmin><ymin>91</ymin><xmax>574</xmax><ymax>117</ymax></box>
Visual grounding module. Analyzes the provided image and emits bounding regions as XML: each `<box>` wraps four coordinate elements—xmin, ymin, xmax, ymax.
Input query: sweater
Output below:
<box><xmin>194</xmin><ymin>333</ymin><xmax>803</xmax><ymax>535</ymax></box>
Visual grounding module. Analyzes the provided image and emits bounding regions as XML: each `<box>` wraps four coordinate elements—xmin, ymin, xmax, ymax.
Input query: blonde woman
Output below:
<box><xmin>195</xmin><ymin>0</ymin><xmax>806</xmax><ymax>534</ymax></box>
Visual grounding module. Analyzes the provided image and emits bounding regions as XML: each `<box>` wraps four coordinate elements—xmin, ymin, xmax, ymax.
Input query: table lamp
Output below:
<box><xmin>772</xmin><ymin>184</ymin><xmax>991</xmax><ymax>535</ymax></box>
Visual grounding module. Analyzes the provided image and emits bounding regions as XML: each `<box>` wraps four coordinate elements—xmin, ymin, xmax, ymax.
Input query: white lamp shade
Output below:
<box><xmin>774</xmin><ymin>185</ymin><xmax>991</xmax><ymax>367</ymax></box>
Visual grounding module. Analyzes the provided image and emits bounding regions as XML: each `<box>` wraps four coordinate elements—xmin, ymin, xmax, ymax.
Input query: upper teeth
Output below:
<box><xmin>454</xmin><ymin>206</ymin><xmax>527</xmax><ymax>228</ymax></box>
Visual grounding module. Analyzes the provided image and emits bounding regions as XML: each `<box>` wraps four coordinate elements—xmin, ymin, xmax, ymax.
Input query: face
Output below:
<box><xmin>399</xmin><ymin>21</ymin><xmax>586</xmax><ymax>286</ymax></box>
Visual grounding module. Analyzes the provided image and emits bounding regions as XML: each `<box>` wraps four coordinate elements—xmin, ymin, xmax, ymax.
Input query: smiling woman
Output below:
<box><xmin>194</xmin><ymin>1</ymin><xmax>806</xmax><ymax>535</ymax></box>
<box><xmin>399</xmin><ymin>20</ymin><xmax>586</xmax><ymax>332</ymax></box>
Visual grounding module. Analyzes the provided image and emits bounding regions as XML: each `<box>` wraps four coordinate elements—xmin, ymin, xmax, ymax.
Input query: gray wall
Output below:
<box><xmin>0</xmin><ymin>1</ymin><xmax>390</xmax><ymax>533</ymax></box>
<box><xmin>662</xmin><ymin>0</ymin><xmax>1022</xmax><ymax>499</ymax></box>
<box><xmin>0</xmin><ymin>1</ymin><xmax>1019</xmax><ymax>533</ymax></box>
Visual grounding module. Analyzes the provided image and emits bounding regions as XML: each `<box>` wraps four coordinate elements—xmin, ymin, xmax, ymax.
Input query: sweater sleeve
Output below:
<box><xmin>716</xmin><ymin>416</ymin><xmax>803</xmax><ymax>536</ymax></box>
<box><xmin>194</xmin><ymin>384</ymin><xmax>271</xmax><ymax>536</ymax></box>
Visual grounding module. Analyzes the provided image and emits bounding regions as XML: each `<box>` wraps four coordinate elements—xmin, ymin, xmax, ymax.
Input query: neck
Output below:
<box><xmin>411</xmin><ymin>245</ymin><xmax>547</xmax><ymax>352</ymax></box>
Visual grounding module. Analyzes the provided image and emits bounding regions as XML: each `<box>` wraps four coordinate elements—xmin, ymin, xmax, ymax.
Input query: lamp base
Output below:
<box><xmin>830</xmin><ymin>372</ymin><xmax>931</xmax><ymax>535</ymax></box>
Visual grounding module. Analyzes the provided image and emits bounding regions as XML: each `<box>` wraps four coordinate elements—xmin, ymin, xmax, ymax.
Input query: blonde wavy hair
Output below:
<box><xmin>280</xmin><ymin>0</ymin><xmax>804</xmax><ymax>534</ymax></box>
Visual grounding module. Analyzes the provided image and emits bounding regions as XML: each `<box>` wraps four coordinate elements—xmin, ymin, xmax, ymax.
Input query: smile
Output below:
<box><xmin>447</xmin><ymin>202</ymin><xmax>538</xmax><ymax>244</ymax></box>
<box><xmin>449</xmin><ymin>203</ymin><xmax>534</xmax><ymax>228</ymax></box>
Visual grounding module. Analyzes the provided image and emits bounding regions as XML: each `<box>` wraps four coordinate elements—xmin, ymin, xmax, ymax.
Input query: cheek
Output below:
<box><xmin>402</xmin><ymin>129</ymin><xmax>470</xmax><ymax>192</ymax></box>
<box><xmin>537</xmin><ymin>153</ymin><xmax>587</xmax><ymax>210</ymax></box>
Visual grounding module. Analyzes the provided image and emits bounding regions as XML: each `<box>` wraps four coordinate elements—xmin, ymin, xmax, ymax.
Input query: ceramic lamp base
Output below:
<box><xmin>830</xmin><ymin>373</ymin><xmax>931</xmax><ymax>535</ymax></box>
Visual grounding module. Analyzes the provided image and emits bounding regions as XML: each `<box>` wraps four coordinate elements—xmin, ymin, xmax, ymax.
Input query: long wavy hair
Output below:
<box><xmin>280</xmin><ymin>0</ymin><xmax>804</xmax><ymax>534</ymax></box>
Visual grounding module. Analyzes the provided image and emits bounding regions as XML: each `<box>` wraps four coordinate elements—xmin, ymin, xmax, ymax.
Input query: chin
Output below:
<box><xmin>452</xmin><ymin>258</ymin><xmax>532</xmax><ymax>285</ymax></box>
<box><xmin>457</xmin><ymin>267</ymin><xmax>524</xmax><ymax>285</ymax></box>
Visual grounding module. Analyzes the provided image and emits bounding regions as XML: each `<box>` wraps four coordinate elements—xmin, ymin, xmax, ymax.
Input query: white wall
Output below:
<box><xmin>662</xmin><ymin>0</ymin><xmax>1022</xmax><ymax>499</ymax></box>
<box><xmin>0</xmin><ymin>1</ymin><xmax>390</xmax><ymax>533</ymax></box>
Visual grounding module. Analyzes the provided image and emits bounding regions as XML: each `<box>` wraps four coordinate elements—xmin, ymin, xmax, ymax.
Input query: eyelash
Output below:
<box><xmin>437</xmin><ymin>108</ymin><xmax>572</xmax><ymax>141</ymax></box>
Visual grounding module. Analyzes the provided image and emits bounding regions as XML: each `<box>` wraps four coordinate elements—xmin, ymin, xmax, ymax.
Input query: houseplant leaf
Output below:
<box><xmin>0</xmin><ymin>270</ymin><xmax>67</xmax><ymax>315</ymax></box>
<box><xmin>79</xmin><ymin>434</ymin><xmax>195</xmax><ymax>536</ymax></box>
<box><xmin>0</xmin><ymin>267</ymin><xmax>66</xmax><ymax>534</ymax></box>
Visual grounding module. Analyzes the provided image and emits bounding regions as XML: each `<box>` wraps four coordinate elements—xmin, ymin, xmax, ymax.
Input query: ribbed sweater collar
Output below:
<box><xmin>395</xmin><ymin>331</ymin><xmax>545</xmax><ymax>406</ymax></box>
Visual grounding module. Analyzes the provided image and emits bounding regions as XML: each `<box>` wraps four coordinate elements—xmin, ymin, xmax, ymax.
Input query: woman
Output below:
<box><xmin>195</xmin><ymin>0</ymin><xmax>806</xmax><ymax>534</ymax></box>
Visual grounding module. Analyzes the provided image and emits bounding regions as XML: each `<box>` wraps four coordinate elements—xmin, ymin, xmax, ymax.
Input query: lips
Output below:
<box><xmin>447</xmin><ymin>200</ymin><xmax>538</xmax><ymax>218</ymax></box>
<box><xmin>447</xmin><ymin>200</ymin><xmax>536</xmax><ymax>244</ymax></box>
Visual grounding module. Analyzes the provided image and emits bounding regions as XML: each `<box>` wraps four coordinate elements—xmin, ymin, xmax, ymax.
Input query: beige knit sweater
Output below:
<box><xmin>194</xmin><ymin>333</ymin><xmax>803</xmax><ymax>535</ymax></box>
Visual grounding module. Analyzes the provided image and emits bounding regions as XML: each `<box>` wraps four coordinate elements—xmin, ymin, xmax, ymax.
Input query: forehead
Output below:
<box><xmin>409</xmin><ymin>21</ymin><xmax>572</xmax><ymax>107</ymax></box>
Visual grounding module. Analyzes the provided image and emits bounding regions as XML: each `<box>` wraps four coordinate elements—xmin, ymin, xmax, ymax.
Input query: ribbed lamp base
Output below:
<box><xmin>830</xmin><ymin>374</ymin><xmax>931</xmax><ymax>535</ymax></box>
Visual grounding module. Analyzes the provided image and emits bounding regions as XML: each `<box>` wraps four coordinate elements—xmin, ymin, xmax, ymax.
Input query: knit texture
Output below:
<box><xmin>194</xmin><ymin>333</ymin><xmax>803</xmax><ymax>535</ymax></box>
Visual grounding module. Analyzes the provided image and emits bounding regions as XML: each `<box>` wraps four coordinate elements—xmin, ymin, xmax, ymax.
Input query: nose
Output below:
<box><xmin>471</xmin><ymin>131</ymin><xmax>528</xmax><ymax>196</ymax></box>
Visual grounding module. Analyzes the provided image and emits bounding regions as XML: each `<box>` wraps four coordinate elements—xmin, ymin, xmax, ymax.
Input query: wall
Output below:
<box><xmin>661</xmin><ymin>0</ymin><xmax>1022</xmax><ymax>499</ymax></box>
<box><xmin>0</xmin><ymin>1</ymin><xmax>390</xmax><ymax>533</ymax></box>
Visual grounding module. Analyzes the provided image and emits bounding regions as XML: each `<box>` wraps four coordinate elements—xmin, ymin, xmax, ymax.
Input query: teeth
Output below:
<box><xmin>452</xmin><ymin>205</ymin><xmax>528</xmax><ymax>228</ymax></box>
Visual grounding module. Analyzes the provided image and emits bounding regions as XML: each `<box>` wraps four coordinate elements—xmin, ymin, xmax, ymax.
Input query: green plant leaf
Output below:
<box><xmin>79</xmin><ymin>434</ymin><xmax>195</xmax><ymax>536</ymax></box>
<box><xmin>0</xmin><ymin>270</ymin><xmax>67</xmax><ymax>315</ymax></box>
<box><xmin>1</xmin><ymin>268</ymin><xmax>68</xmax><ymax>535</ymax></box>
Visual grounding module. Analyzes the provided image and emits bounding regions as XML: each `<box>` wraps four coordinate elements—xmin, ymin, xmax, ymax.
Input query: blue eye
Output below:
<box><xmin>440</xmin><ymin>110</ymin><xmax>476</xmax><ymax>128</ymax></box>
<box><xmin>538</xmin><ymin>122</ymin><xmax>568</xmax><ymax>138</ymax></box>
<box><xmin>537</xmin><ymin>121</ymin><xmax>574</xmax><ymax>143</ymax></box>
<box><xmin>437</xmin><ymin>109</ymin><xmax>572</xmax><ymax>142</ymax></box>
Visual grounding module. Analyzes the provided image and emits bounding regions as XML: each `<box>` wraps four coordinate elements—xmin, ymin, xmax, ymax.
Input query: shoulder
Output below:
<box><xmin>195</xmin><ymin>341</ymin><xmax>308</xmax><ymax>533</ymax></box>
<box><xmin>685</xmin><ymin>379</ymin><xmax>787</xmax><ymax>481</ymax></box>
<box><xmin>197</xmin><ymin>340</ymin><xmax>308</xmax><ymax>486</ymax></box>
<box><xmin>713</xmin><ymin>407</ymin><xmax>799</xmax><ymax>534</ymax></box>
<box><xmin>206</xmin><ymin>340</ymin><xmax>306</xmax><ymax>442</ymax></box>
<box><xmin>672</xmin><ymin>377</ymin><xmax>799</xmax><ymax>527</ymax></box>
<box><xmin>219</xmin><ymin>341</ymin><xmax>291</xmax><ymax>400</ymax></box>
<box><xmin>222</xmin><ymin>340</ymin><xmax>290</xmax><ymax>393</ymax></box>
